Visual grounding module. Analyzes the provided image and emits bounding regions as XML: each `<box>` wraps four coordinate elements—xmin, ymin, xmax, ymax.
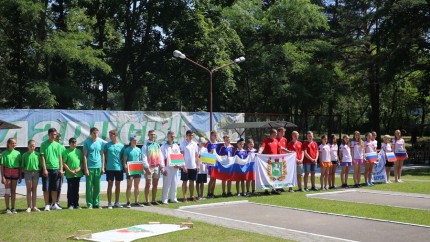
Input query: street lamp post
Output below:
<box><xmin>173</xmin><ymin>50</ymin><xmax>245</xmax><ymax>132</ymax></box>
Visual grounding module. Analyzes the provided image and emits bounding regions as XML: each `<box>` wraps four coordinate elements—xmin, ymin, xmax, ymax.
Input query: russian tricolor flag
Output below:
<box><xmin>212</xmin><ymin>156</ymin><xmax>255</xmax><ymax>181</ymax></box>
<box><xmin>386</xmin><ymin>152</ymin><xmax>397</xmax><ymax>162</ymax></box>
<box><xmin>365</xmin><ymin>152</ymin><xmax>378</xmax><ymax>163</ymax></box>
<box><xmin>395</xmin><ymin>151</ymin><xmax>408</xmax><ymax>160</ymax></box>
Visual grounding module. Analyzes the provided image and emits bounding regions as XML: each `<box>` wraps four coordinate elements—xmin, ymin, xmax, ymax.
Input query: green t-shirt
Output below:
<box><xmin>62</xmin><ymin>148</ymin><xmax>83</xmax><ymax>179</ymax></box>
<box><xmin>83</xmin><ymin>139</ymin><xmax>104</xmax><ymax>168</ymax></box>
<box><xmin>21</xmin><ymin>151</ymin><xmax>41</xmax><ymax>171</ymax></box>
<box><xmin>1</xmin><ymin>149</ymin><xmax>21</xmax><ymax>169</ymax></box>
<box><xmin>40</xmin><ymin>140</ymin><xmax>63</xmax><ymax>169</ymax></box>
<box><xmin>104</xmin><ymin>141</ymin><xmax>125</xmax><ymax>171</ymax></box>
<box><xmin>123</xmin><ymin>146</ymin><xmax>141</xmax><ymax>162</ymax></box>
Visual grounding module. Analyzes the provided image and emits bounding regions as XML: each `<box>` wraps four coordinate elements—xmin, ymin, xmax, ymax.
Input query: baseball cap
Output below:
<box><xmin>198</xmin><ymin>137</ymin><xmax>207</xmax><ymax>143</ymax></box>
<box><xmin>130</xmin><ymin>135</ymin><xmax>137</xmax><ymax>142</ymax></box>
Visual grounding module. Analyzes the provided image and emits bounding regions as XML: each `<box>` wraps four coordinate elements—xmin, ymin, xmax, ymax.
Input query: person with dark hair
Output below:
<box><xmin>123</xmin><ymin>135</ymin><xmax>142</xmax><ymax>208</ymax></box>
<box><xmin>83</xmin><ymin>127</ymin><xmax>105</xmax><ymax>209</ymax></box>
<box><xmin>62</xmin><ymin>138</ymin><xmax>83</xmax><ymax>209</ymax></box>
<box><xmin>258</xmin><ymin>129</ymin><xmax>281</xmax><ymax>195</ymax></box>
<box><xmin>205</xmin><ymin>130</ymin><xmax>220</xmax><ymax>198</ymax></box>
<box><xmin>246</xmin><ymin>138</ymin><xmax>257</xmax><ymax>195</ymax></box>
<box><xmin>287</xmin><ymin>131</ymin><xmax>304</xmax><ymax>191</ymax></box>
<box><xmin>50</xmin><ymin>133</ymin><xmax>65</xmax><ymax>208</ymax></box>
<box><xmin>318</xmin><ymin>135</ymin><xmax>331</xmax><ymax>190</ymax></box>
<box><xmin>218</xmin><ymin>135</ymin><xmax>235</xmax><ymax>196</ymax></box>
<box><xmin>40</xmin><ymin>128</ymin><xmax>64</xmax><ymax>211</ymax></box>
<box><xmin>180</xmin><ymin>130</ymin><xmax>200</xmax><ymax>202</ymax></box>
<box><xmin>328</xmin><ymin>134</ymin><xmax>339</xmax><ymax>189</ymax></box>
<box><xmin>1</xmin><ymin>138</ymin><xmax>21</xmax><ymax>214</ymax></box>
<box><xmin>303</xmin><ymin>131</ymin><xmax>319</xmax><ymax>192</ymax></box>
<box><xmin>104</xmin><ymin>130</ymin><xmax>125</xmax><ymax>209</ymax></box>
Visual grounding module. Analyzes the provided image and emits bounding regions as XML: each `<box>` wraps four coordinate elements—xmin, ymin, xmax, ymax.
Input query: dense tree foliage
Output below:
<box><xmin>0</xmin><ymin>0</ymin><xmax>428</xmax><ymax>134</ymax></box>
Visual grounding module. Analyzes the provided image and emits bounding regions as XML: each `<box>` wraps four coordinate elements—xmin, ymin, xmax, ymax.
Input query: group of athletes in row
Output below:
<box><xmin>1</xmin><ymin>126</ymin><xmax>407</xmax><ymax>214</ymax></box>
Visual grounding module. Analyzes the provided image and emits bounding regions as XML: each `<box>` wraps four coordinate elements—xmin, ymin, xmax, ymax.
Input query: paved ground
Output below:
<box><xmin>307</xmin><ymin>189</ymin><xmax>430</xmax><ymax>210</ymax></box>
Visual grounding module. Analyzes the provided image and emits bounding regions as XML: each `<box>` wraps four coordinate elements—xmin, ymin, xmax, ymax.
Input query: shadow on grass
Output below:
<box><xmin>402</xmin><ymin>168</ymin><xmax>430</xmax><ymax>176</ymax></box>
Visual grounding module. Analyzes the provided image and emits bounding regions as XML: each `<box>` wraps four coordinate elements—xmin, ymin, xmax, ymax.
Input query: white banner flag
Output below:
<box><xmin>372</xmin><ymin>151</ymin><xmax>387</xmax><ymax>183</ymax></box>
<box><xmin>255</xmin><ymin>153</ymin><xmax>296</xmax><ymax>190</ymax></box>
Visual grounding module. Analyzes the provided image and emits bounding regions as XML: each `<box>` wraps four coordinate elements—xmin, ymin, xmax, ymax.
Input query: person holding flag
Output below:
<box><xmin>180</xmin><ymin>130</ymin><xmax>200</xmax><ymax>202</ymax></box>
<box><xmin>123</xmin><ymin>135</ymin><xmax>143</xmax><ymax>208</ymax></box>
<box><xmin>382</xmin><ymin>135</ymin><xmax>395</xmax><ymax>183</ymax></box>
<box><xmin>246</xmin><ymin>138</ymin><xmax>258</xmax><ymax>196</ymax></box>
<box><xmin>234</xmin><ymin>138</ymin><xmax>247</xmax><ymax>197</ymax></box>
<box><xmin>160</xmin><ymin>131</ymin><xmax>181</xmax><ymax>204</ymax></box>
<box><xmin>218</xmin><ymin>135</ymin><xmax>235</xmax><ymax>196</ymax></box>
<box><xmin>393</xmin><ymin>130</ymin><xmax>408</xmax><ymax>183</ymax></box>
<box><xmin>205</xmin><ymin>131</ymin><xmax>220</xmax><ymax>198</ymax></box>
<box><xmin>364</xmin><ymin>132</ymin><xmax>377</xmax><ymax>186</ymax></box>
<box><xmin>258</xmin><ymin>129</ymin><xmax>281</xmax><ymax>195</ymax></box>
<box><xmin>142</xmin><ymin>130</ymin><xmax>165</xmax><ymax>206</ymax></box>
<box><xmin>196</xmin><ymin>137</ymin><xmax>208</xmax><ymax>200</ymax></box>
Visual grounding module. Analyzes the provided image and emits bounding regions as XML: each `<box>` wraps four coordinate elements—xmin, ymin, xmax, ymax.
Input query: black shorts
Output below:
<box><xmin>385</xmin><ymin>161</ymin><xmax>395</xmax><ymax>167</ymax></box>
<box><xmin>106</xmin><ymin>170</ymin><xmax>124</xmax><ymax>182</ymax></box>
<box><xmin>126</xmin><ymin>174</ymin><xmax>141</xmax><ymax>179</ymax></box>
<box><xmin>181</xmin><ymin>168</ymin><xmax>197</xmax><ymax>181</ymax></box>
<box><xmin>331</xmin><ymin>160</ymin><xmax>338</xmax><ymax>165</ymax></box>
<box><xmin>41</xmin><ymin>169</ymin><xmax>61</xmax><ymax>192</ymax></box>
<box><xmin>196</xmin><ymin>174</ymin><xmax>208</xmax><ymax>184</ymax></box>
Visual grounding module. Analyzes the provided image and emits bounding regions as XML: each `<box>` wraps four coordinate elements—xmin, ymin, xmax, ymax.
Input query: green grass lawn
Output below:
<box><xmin>0</xmin><ymin>198</ymin><xmax>282</xmax><ymax>242</ymax></box>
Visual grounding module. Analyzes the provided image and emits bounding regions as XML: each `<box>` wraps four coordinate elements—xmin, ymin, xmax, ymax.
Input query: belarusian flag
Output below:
<box><xmin>127</xmin><ymin>161</ymin><xmax>144</xmax><ymax>175</ymax></box>
<box><xmin>170</xmin><ymin>154</ymin><xmax>185</xmax><ymax>166</ymax></box>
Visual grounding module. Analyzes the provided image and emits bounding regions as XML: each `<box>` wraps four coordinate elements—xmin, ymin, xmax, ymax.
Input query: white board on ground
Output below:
<box><xmin>85</xmin><ymin>224</ymin><xmax>189</xmax><ymax>242</ymax></box>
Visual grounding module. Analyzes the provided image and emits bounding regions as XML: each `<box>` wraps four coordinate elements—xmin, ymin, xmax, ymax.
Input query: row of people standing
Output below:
<box><xmin>1</xmin><ymin>126</ymin><xmax>408</xmax><ymax>213</ymax></box>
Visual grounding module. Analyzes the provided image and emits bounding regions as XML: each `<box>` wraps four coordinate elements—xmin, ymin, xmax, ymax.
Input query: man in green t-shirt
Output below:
<box><xmin>83</xmin><ymin>127</ymin><xmax>105</xmax><ymax>209</ymax></box>
<box><xmin>63</xmin><ymin>137</ymin><xmax>84</xmax><ymax>209</ymax></box>
<box><xmin>40</xmin><ymin>128</ymin><xmax>64</xmax><ymax>211</ymax></box>
<box><xmin>49</xmin><ymin>133</ymin><xmax>66</xmax><ymax>207</ymax></box>
<box><xmin>103</xmin><ymin>129</ymin><xmax>125</xmax><ymax>209</ymax></box>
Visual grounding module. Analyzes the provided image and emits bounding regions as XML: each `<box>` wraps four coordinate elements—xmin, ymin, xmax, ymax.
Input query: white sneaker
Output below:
<box><xmin>51</xmin><ymin>203</ymin><xmax>62</xmax><ymax>210</ymax></box>
<box><xmin>114</xmin><ymin>202</ymin><xmax>123</xmax><ymax>208</ymax></box>
<box><xmin>108</xmin><ymin>203</ymin><xmax>113</xmax><ymax>209</ymax></box>
<box><xmin>68</xmin><ymin>206</ymin><xmax>74</xmax><ymax>210</ymax></box>
<box><xmin>44</xmin><ymin>205</ymin><xmax>50</xmax><ymax>211</ymax></box>
<box><xmin>32</xmin><ymin>207</ymin><xmax>40</xmax><ymax>212</ymax></box>
<box><xmin>6</xmin><ymin>209</ymin><xmax>12</xmax><ymax>214</ymax></box>
<box><xmin>11</xmin><ymin>208</ymin><xmax>17</xmax><ymax>214</ymax></box>
<box><xmin>26</xmin><ymin>207</ymin><xmax>32</xmax><ymax>213</ymax></box>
